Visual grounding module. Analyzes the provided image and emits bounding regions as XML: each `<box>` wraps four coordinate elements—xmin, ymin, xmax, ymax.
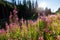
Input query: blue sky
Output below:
<box><xmin>38</xmin><ymin>0</ymin><xmax>60</xmax><ymax>12</ymax></box>
<box><xmin>7</xmin><ymin>0</ymin><xmax>60</xmax><ymax>12</ymax></box>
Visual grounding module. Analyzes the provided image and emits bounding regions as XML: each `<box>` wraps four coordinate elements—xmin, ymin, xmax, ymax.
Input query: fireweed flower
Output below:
<box><xmin>9</xmin><ymin>14</ymin><xmax>12</xmax><ymax>19</ymax></box>
<box><xmin>8</xmin><ymin>38</ymin><xmax>12</xmax><ymax>40</ymax></box>
<box><xmin>45</xmin><ymin>17</ymin><xmax>52</xmax><ymax>25</ymax></box>
<box><xmin>45</xmin><ymin>17</ymin><xmax>50</xmax><ymax>22</ymax></box>
<box><xmin>15</xmin><ymin>17</ymin><xmax>19</xmax><ymax>24</ymax></box>
<box><xmin>6</xmin><ymin>22</ymin><xmax>9</xmax><ymax>29</ymax></box>
<box><xmin>13</xmin><ymin>6</ymin><xmax>18</xmax><ymax>15</ymax></box>
<box><xmin>32</xmin><ymin>21</ymin><xmax>36</xmax><ymax>26</ymax></box>
<box><xmin>0</xmin><ymin>29</ymin><xmax>2</xmax><ymax>33</ymax></box>
<box><xmin>38</xmin><ymin>36</ymin><xmax>44</xmax><ymax>40</ymax></box>
<box><xmin>10</xmin><ymin>11</ymin><xmax>12</xmax><ymax>15</ymax></box>
<box><xmin>9</xmin><ymin>12</ymin><xmax>13</xmax><ymax>23</ymax></box>
<box><xmin>14</xmin><ymin>38</ymin><xmax>18</xmax><ymax>40</ymax></box>
<box><xmin>13</xmin><ymin>10</ymin><xmax>18</xmax><ymax>14</ymax></box>
<box><xmin>1</xmin><ymin>29</ymin><xmax>5</xmax><ymax>33</ymax></box>
<box><xmin>0</xmin><ymin>29</ymin><xmax>6</xmax><ymax>35</ymax></box>
<box><xmin>9</xmin><ymin>12</ymin><xmax>12</xmax><ymax>19</ymax></box>
<box><xmin>21</xmin><ymin>18</ymin><xmax>24</xmax><ymax>23</ymax></box>
<box><xmin>40</xmin><ymin>16</ymin><xmax>44</xmax><ymax>19</ymax></box>
<box><xmin>5</xmin><ymin>22</ymin><xmax>10</xmax><ymax>33</ymax></box>
<box><xmin>15</xmin><ymin>14</ymin><xmax>17</xmax><ymax>17</ymax></box>
<box><xmin>56</xmin><ymin>35</ymin><xmax>60</xmax><ymax>40</ymax></box>
<box><xmin>9</xmin><ymin>23</ymin><xmax>13</xmax><ymax>29</ymax></box>
<box><xmin>49</xmin><ymin>31</ymin><xmax>53</xmax><ymax>35</ymax></box>
<box><xmin>44</xmin><ymin>28</ymin><xmax>49</xmax><ymax>33</ymax></box>
<box><xmin>16</xmin><ymin>17</ymin><xmax>19</xmax><ymax>21</ymax></box>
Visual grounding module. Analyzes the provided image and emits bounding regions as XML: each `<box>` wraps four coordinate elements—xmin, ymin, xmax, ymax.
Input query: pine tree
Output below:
<box><xmin>18</xmin><ymin>0</ymin><xmax>20</xmax><ymax>5</ymax></box>
<box><xmin>12</xmin><ymin>0</ymin><xmax>15</xmax><ymax>4</ymax></box>
<box><xmin>35</xmin><ymin>0</ymin><xmax>38</xmax><ymax>8</ymax></box>
<box><xmin>12</xmin><ymin>0</ymin><xmax>16</xmax><ymax>6</ymax></box>
<box><xmin>32</xmin><ymin>0</ymin><xmax>34</xmax><ymax>9</ymax></box>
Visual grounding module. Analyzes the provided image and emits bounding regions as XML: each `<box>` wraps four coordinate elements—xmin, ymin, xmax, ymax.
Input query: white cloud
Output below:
<box><xmin>38</xmin><ymin>1</ymin><xmax>47</xmax><ymax>9</ymax></box>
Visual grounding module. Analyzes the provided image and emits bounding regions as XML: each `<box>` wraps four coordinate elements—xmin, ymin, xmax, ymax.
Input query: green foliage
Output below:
<box><xmin>56</xmin><ymin>8</ymin><xmax>60</xmax><ymax>14</ymax></box>
<box><xmin>0</xmin><ymin>35</ymin><xmax>7</xmax><ymax>40</ymax></box>
<box><xmin>22</xmin><ymin>30</ymin><xmax>27</xmax><ymax>40</ymax></box>
<box><xmin>10</xmin><ymin>27</ymin><xmax>21</xmax><ymax>39</ymax></box>
<box><xmin>36</xmin><ymin>19</ymin><xmax>46</xmax><ymax>31</ymax></box>
<box><xmin>28</xmin><ymin>26</ymin><xmax>38</xmax><ymax>40</ymax></box>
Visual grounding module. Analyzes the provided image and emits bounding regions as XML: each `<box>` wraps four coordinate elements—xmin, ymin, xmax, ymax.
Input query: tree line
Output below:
<box><xmin>0</xmin><ymin>0</ymin><xmax>38</xmax><ymax>29</ymax></box>
<box><xmin>0</xmin><ymin>0</ymin><xmax>38</xmax><ymax>20</ymax></box>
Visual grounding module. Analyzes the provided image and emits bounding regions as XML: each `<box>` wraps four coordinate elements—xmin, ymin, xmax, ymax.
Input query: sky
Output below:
<box><xmin>7</xmin><ymin>0</ymin><xmax>60</xmax><ymax>12</ymax></box>
<box><xmin>38</xmin><ymin>0</ymin><xmax>60</xmax><ymax>12</ymax></box>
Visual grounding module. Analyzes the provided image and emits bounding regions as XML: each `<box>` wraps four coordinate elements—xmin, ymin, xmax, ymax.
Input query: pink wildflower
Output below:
<box><xmin>9</xmin><ymin>23</ymin><xmax>13</xmax><ymax>28</ymax></box>
<box><xmin>45</xmin><ymin>17</ymin><xmax>49</xmax><ymax>22</ymax></box>
<box><xmin>0</xmin><ymin>30</ymin><xmax>1</xmax><ymax>33</ymax></box>
<box><xmin>56</xmin><ymin>35</ymin><xmax>60</xmax><ymax>40</ymax></box>
<box><xmin>16</xmin><ymin>17</ymin><xmax>19</xmax><ymax>21</ymax></box>
<box><xmin>9</xmin><ymin>12</ymin><xmax>12</xmax><ymax>19</ymax></box>
<box><xmin>8</xmin><ymin>38</ymin><xmax>12</xmax><ymax>40</ymax></box>
<box><xmin>15</xmin><ymin>38</ymin><xmax>18</xmax><ymax>40</ymax></box>
<box><xmin>13</xmin><ymin>10</ymin><xmax>18</xmax><ymax>15</ymax></box>
<box><xmin>6</xmin><ymin>22</ymin><xmax>9</xmax><ymax>29</ymax></box>
<box><xmin>21</xmin><ymin>18</ymin><xmax>24</xmax><ymax>23</ymax></box>
<box><xmin>0</xmin><ymin>29</ymin><xmax>6</xmax><ymax>35</ymax></box>
<box><xmin>44</xmin><ymin>28</ymin><xmax>49</xmax><ymax>33</ymax></box>
<box><xmin>9</xmin><ymin>15</ymin><xmax>12</xmax><ymax>19</ymax></box>
<box><xmin>13</xmin><ymin>6</ymin><xmax>18</xmax><ymax>15</ymax></box>
<box><xmin>1</xmin><ymin>29</ymin><xmax>6</xmax><ymax>33</ymax></box>
<box><xmin>38</xmin><ymin>36</ymin><xmax>44</xmax><ymax>40</ymax></box>
<box><xmin>49</xmin><ymin>31</ymin><xmax>53</xmax><ymax>35</ymax></box>
<box><xmin>45</xmin><ymin>17</ymin><xmax>52</xmax><ymax>23</ymax></box>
